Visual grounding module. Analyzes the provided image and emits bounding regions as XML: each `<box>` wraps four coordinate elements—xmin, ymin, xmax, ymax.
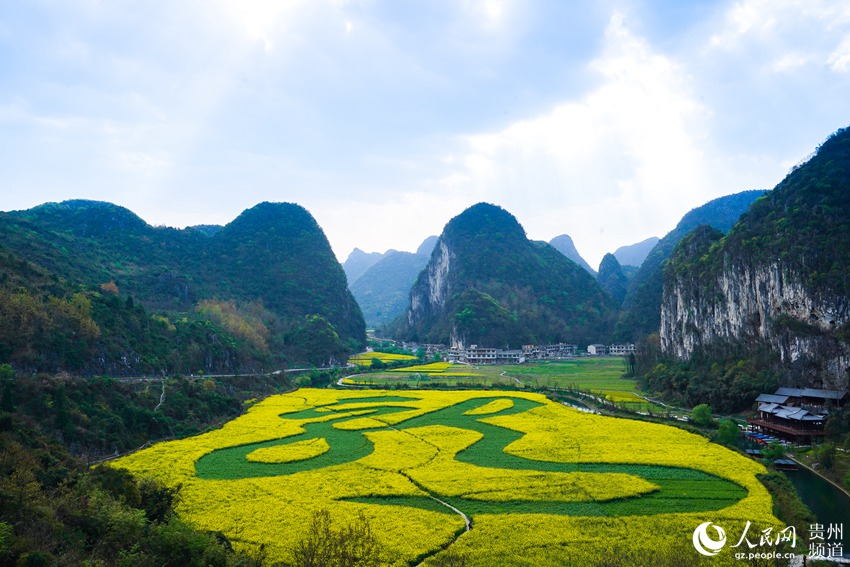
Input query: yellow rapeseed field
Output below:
<box><xmin>348</xmin><ymin>352</ymin><xmax>418</xmax><ymax>366</ymax></box>
<box><xmin>111</xmin><ymin>389</ymin><xmax>780</xmax><ymax>566</ymax></box>
<box><xmin>245</xmin><ymin>438</ymin><xmax>329</xmax><ymax>463</ymax></box>
<box><xmin>596</xmin><ymin>390</ymin><xmax>647</xmax><ymax>403</ymax></box>
<box><xmin>386</xmin><ymin>362</ymin><xmax>454</xmax><ymax>373</ymax></box>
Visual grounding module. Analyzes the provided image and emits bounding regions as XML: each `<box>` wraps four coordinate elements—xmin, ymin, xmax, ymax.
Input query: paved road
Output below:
<box><xmin>110</xmin><ymin>369</ymin><xmax>319</xmax><ymax>383</ymax></box>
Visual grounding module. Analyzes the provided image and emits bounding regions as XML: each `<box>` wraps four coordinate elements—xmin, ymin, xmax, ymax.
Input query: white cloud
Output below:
<box><xmin>429</xmin><ymin>12</ymin><xmax>711</xmax><ymax>268</ymax></box>
<box><xmin>708</xmin><ymin>0</ymin><xmax>776</xmax><ymax>49</ymax></box>
<box><xmin>770</xmin><ymin>52</ymin><xmax>808</xmax><ymax>73</ymax></box>
<box><xmin>217</xmin><ymin>0</ymin><xmax>307</xmax><ymax>50</ymax></box>
<box><xmin>828</xmin><ymin>36</ymin><xmax>850</xmax><ymax>72</ymax></box>
<box><xmin>706</xmin><ymin>0</ymin><xmax>850</xmax><ymax>73</ymax></box>
<box><xmin>468</xmin><ymin>0</ymin><xmax>509</xmax><ymax>29</ymax></box>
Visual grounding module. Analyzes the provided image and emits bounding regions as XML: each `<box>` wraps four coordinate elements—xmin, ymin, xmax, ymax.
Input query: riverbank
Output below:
<box><xmin>788</xmin><ymin>455</ymin><xmax>850</xmax><ymax>500</ymax></box>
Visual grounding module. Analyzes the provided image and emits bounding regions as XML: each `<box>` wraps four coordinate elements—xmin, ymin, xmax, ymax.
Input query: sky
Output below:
<box><xmin>1</xmin><ymin>0</ymin><xmax>849</xmax><ymax>269</ymax></box>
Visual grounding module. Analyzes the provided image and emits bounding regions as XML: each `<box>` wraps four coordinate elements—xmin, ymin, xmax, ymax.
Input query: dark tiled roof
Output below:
<box><xmin>756</xmin><ymin>393</ymin><xmax>789</xmax><ymax>404</ymax></box>
<box><xmin>774</xmin><ymin>387</ymin><xmax>847</xmax><ymax>400</ymax></box>
<box><xmin>758</xmin><ymin>402</ymin><xmax>826</xmax><ymax>422</ymax></box>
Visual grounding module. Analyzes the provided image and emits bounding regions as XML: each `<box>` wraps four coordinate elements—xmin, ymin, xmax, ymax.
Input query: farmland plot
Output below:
<box><xmin>112</xmin><ymin>390</ymin><xmax>779</xmax><ymax>565</ymax></box>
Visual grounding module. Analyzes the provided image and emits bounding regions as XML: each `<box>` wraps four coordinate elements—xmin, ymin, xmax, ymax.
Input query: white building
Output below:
<box><xmin>608</xmin><ymin>344</ymin><xmax>636</xmax><ymax>356</ymax></box>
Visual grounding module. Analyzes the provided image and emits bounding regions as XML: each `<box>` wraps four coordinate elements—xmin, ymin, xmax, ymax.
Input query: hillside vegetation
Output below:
<box><xmin>656</xmin><ymin>126</ymin><xmax>850</xmax><ymax>396</ymax></box>
<box><xmin>0</xmin><ymin>364</ymin><xmax>345</xmax><ymax>565</ymax></box>
<box><xmin>0</xmin><ymin>200</ymin><xmax>365</xmax><ymax>373</ymax></box>
<box><xmin>395</xmin><ymin>204</ymin><xmax>616</xmax><ymax>347</ymax></box>
<box><xmin>615</xmin><ymin>190</ymin><xmax>767</xmax><ymax>342</ymax></box>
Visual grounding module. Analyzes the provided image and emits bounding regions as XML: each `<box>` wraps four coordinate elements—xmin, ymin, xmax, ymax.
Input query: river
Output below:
<box><xmin>785</xmin><ymin>465</ymin><xmax>850</xmax><ymax>559</ymax></box>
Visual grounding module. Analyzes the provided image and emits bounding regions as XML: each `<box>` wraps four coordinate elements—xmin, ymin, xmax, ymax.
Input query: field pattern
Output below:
<box><xmin>349</xmin><ymin>352</ymin><xmax>419</xmax><ymax>366</ymax></box>
<box><xmin>112</xmin><ymin>390</ymin><xmax>778</xmax><ymax>566</ymax></box>
<box><xmin>344</xmin><ymin>357</ymin><xmax>630</xmax><ymax>387</ymax></box>
<box><xmin>343</xmin><ymin>358</ymin><xmax>669</xmax><ymax>414</ymax></box>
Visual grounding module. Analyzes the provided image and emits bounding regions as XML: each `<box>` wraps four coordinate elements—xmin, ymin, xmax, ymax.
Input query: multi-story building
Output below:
<box><xmin>747</xmin><ymin>387</ymin><xmax>848</xmax><ymax>443</ymax></box>
<box><xmin>608</xmin><ymin>344</ymin><xmax>636</xmax><ymax>356</ymax></box>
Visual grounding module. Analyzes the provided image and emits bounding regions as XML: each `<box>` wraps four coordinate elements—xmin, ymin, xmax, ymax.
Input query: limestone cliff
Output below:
<box><xmin>351</xmin><ymin>236</ymin><xmax>437</xmax><ymax>328</ymax></box>
<box><xmin>394</xmin><ymin>203</ymin><xmax>616</xmax><ymax>347</ymax></box>
<box><xmin>615</xmin><ymin>190</ymin><xmax>767</xmax><ymax>341</ymax></box>
<box><xmin>661</xmin><ymin>127</ymin><xmax>850</xmax><ymax>389</ymax></box>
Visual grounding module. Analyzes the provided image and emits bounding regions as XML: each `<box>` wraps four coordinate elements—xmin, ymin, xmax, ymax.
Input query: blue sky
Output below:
<box><xmin>2</xmin><ymin>0</ymin><xmax>849</xmax><ymax>268</ymax></box>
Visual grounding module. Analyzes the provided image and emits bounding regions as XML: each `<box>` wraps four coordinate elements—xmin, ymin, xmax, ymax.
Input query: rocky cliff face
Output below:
<box><xmin>350</xmin><ymin>235</ymin><xmax>438</xmax><ymax>328</ymax></box>
<box><xmin>396</xmin><ymin>203</ymin><xmax>615</xmax><ymax>347</ymax></box>
<box><xmin>661</xmin><ymin>127</ymin><xmax>850</xmax><ymax>389</ymax></box>
<box><xmin>663</xmin><ymin>257</ymin><xmax>850</xmax><ymax>388</ymax></box>
<box><xmin>408</xmin><ymin>239</ymin><xmax>453</xmax><ymax>325</ymax></box>
<box><xmin>615</xmin><ymin>190</ymin><xmax>767</xmax><ymax>342</ymax></box>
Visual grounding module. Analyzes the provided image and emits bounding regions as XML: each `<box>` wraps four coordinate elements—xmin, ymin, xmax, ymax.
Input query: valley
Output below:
<box><xmin>1</xmin><ymin>125</ymin><xmax>849</xmax><ymax>565</ymax></box>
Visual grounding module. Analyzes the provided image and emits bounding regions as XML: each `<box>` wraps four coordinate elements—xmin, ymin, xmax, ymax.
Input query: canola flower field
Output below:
<box><xmin>349</xmin><ymin>352</ymin><xmax>419</xmax><ymax>366</ymax></box>
<box><xmin>112</xmin><ymin>389</ymin><xmax>779</xmax><ymax>566</ymax></box>
<box><xmin>344</xmin><ymin>356</ymin><xmax>667</xmax><ymax>413</ymax></box>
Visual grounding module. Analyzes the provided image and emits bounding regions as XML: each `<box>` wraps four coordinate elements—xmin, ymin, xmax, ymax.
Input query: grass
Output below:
<box><xmin>346</xmin><ymin>357</ymin><xmax>631</xmax><ymax>386</ymax></box>
<box><xmin>343</xmin><ymin>357</ymin><xmax>670</xmax><ymax>414</ymax></box>
<box><xmin>792</xmin><ymin>446</ymin><xmax>850</xmax><ymax>492</ymax></box>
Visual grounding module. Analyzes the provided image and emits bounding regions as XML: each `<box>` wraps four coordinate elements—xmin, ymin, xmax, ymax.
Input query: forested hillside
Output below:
<box><xmin>615</xmin><ymin>190</ymin><xmax>767</xmax><ymax>342</ymax></box>
<box><xmin>0</xmin><ymin>200</ymin><xmax>365</xmax><ymax>373</ymax></box>
<box><xmin>660</xmin><ymin>126</ymin><xmax>850</xmax><ymax>393</ymax></box>
<box><xmin>395</xmin><ymin>203</ymin><xmax>616</xmax><ymax>347</ymax></box>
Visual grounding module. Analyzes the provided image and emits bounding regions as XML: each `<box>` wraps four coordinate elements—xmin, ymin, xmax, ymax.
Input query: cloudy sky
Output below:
<box><xmin>2</xmin><ymin>0</ymin><xmax>849</xmax><ymax>268</ymax></box>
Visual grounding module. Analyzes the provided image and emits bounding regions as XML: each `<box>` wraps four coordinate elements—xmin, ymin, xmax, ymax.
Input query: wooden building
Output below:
<box><xmin>747</xmin><ymin>387</ymin><xmax>848</xmax><ymax>443</ymax></box>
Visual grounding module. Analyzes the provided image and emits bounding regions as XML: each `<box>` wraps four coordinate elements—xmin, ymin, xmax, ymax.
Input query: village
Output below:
<box><xmin>393</xmin><ymin>338</ymin><xmax>850</xmax><ymax>448</ymax></box>
<box><xmin>396</xmin><ymin>341</ymin><xmax>637</xmax><ymax>364</ymax></box>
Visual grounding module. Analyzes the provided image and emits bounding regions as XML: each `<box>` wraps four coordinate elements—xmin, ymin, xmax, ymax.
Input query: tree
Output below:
<box><xmin>626</xmin><ymin>353</ymin><xmax>636</xmax><ymax>376</ymax></box>
<box><xmin>0</xmin><ymin>382</ymin><xmax>12</xmax><ymax>413</ymax></box>
<box><xmin>689</xmin><ymin>404</ymin><xmax>715</xmax><ymax>428</ymax></box>
<box><xmin>0</xmin><ymin>364</ymin><xmax>14</xmax><ymax>413</ymax></box>
<box><xmin>285</xmin><ymin>509</ymin><xmax>381</xmax><ymax>567</ymax></box>
<box><xmin>814</xmin><ymin>442</ymin><xmax>836</xmax><ymax>470</ymax></box>
<box><xmin>762</xmin><ymin>441</ymin><xmax>786</xmax><ymax>462</ymax></box>
<box><xmin>713</xmin><ymin>419</ymin><xmax>739</xmax><ymax>447</ymax></box>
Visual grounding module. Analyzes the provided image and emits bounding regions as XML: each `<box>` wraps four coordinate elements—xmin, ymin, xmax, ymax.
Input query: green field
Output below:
<box><xmin>343</xmin><ymin>357</ymin><xmax>667</xmax><ymax>413</ymax></box>
<box><xmin>111</xmin><ymin>389</ymin><xmax>779</xmax><ymax>566</ymax></box>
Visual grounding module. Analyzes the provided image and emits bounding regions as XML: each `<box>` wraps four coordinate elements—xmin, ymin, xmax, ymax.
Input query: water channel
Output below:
<box><xmin>785</xmin><ymin>465</ymin><xmax>850</xmax><ymax>559</ymax></box>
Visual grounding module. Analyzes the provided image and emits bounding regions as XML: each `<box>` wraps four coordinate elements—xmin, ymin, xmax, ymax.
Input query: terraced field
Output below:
<box><xmin>112</xmin><ymin>390</ymin><xmax>779</xmax><ymax>566</ymax></box>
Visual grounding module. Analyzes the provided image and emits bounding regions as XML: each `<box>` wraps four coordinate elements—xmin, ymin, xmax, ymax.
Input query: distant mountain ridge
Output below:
<box><xmin>343</xmin><ymin>248</ymin><xmax>386</xmax><ymax>284</ymax></box>
<box><xmin>615</xmin><ymin>190</ymin><xmax>768</xmax><ymax>341</ymax></box>
<box><xmin>548</xmin><ymin>234</ymin><xmax>595</xmax><ymax>275</ymax></box>
<box><xmin>350</xmin><ymin>236</ymin><xmax>438</xmax><ymax>328</ymax></box>
<box><xmin>394</xmin><ymin>203</ymin><xmax>616</xmax><ymax>347</ymax></box>
<box><xmin>613</xmin><ymin>237</ymin><xmax>659</xmax><ymax>268</ymax></box>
